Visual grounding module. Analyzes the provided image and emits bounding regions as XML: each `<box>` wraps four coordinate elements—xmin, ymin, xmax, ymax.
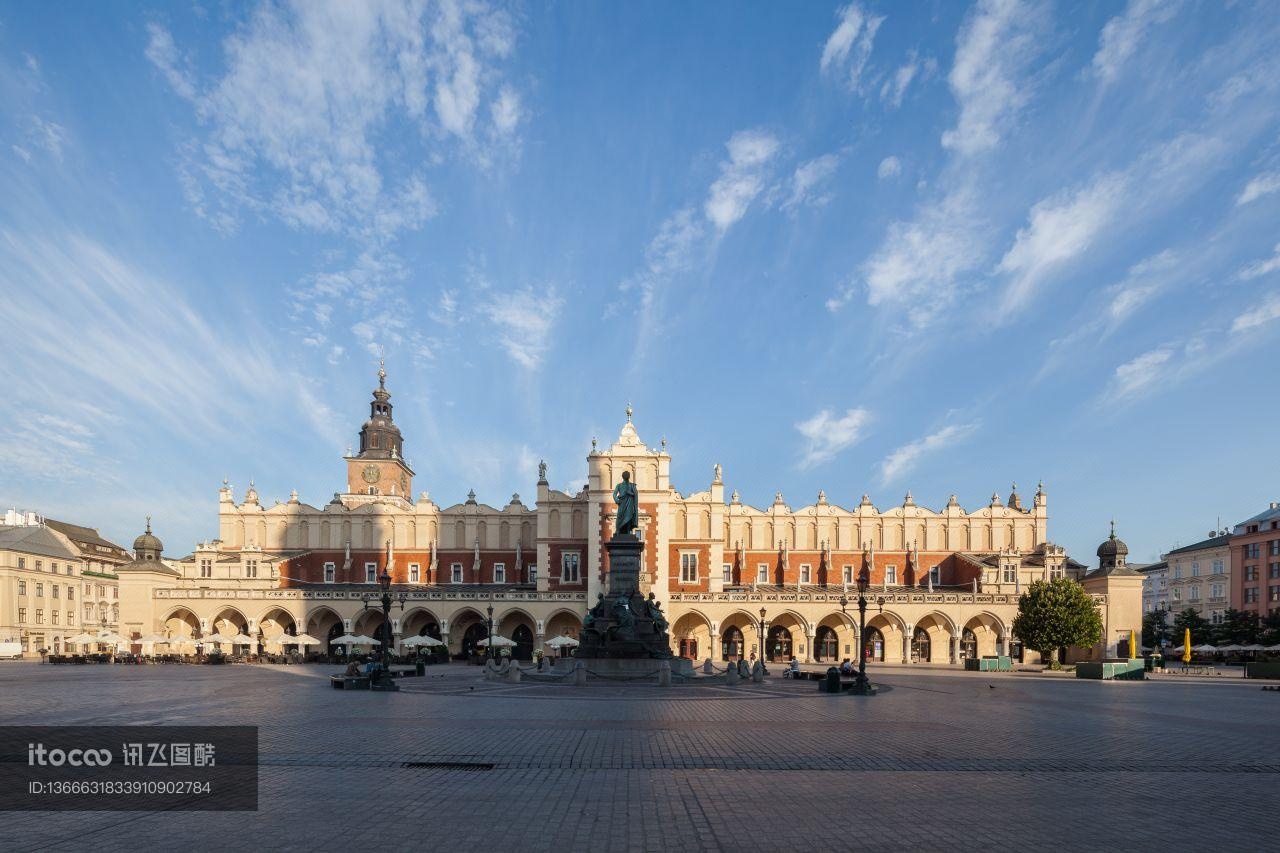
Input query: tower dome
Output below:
<box><xmin>1096</xmin><ymin>520</ymin><xmax>1128</xmax><ymax>568</ymax></box>
<box><xmin>133</xmin><ymin>517</ymin><xmax>164</xmax><ymax>561</ymax></box>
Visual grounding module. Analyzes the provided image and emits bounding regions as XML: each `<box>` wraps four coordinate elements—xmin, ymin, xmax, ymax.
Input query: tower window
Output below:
<box><xmin>561</xmin><ymin>553</ymin><xmax>581</xmax><ymax>583</ymax></box>
<box><xmin>409</xmin><ymin>563</ymin><xmax>420</xmax><ymax>583</ymax></box>
<box><xmin>365</xmin><ymin>562</ymin><xmax>377</xmax><ymax>583</ymax></box>
<box><xmin>324</xmin><ymin>562</ymin><xmax>335</xmax><ymax>583</ymax></box>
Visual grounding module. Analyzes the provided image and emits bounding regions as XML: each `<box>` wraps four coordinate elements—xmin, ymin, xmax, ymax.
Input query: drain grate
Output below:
<box><xmin>401</xmin><ymin>761</ymin><xmax>494</xmax><ymax>771</ymax></box>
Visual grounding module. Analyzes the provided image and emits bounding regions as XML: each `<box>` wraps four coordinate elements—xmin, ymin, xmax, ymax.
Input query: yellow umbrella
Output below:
<box><xmin>1129</xmin><ymin>629</ymin><xmax>1137</xmax><ymax>660</ymax></box>
<box><xmin>1182</xmin><ymin>627</ymin><xmax>1192</xmax><ymax>664</ymax></box>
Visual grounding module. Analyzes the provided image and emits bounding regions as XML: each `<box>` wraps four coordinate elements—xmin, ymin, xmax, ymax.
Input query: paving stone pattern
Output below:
<box><xmin>0</xmin><ymin>662</ymin><xmax>1276</xmax><ymax>852</ymax></box>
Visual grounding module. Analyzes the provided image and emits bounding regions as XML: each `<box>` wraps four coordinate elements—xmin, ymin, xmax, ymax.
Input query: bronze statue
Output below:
<box><xmin>613</xmin><ymin>470</ymin><xmax>638</xmax><ymax>536</ymax></box>
<box><xmin>645</xmin><ymin>592</ymin><xmax>669</xmax><ymax>633</ymax></box>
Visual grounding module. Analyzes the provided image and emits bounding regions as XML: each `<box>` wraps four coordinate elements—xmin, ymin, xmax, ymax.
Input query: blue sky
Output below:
<box><xmin>1</xmin><ymin>1</ymin><xmax>1278</xmax><ymax>563</ymax></box>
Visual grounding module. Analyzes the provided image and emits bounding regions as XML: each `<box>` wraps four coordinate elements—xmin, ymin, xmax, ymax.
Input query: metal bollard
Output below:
<box><xmin>658</xmin><ymin>660</ymin><xmax>671</xmax><ymax>687</ymax></box>
<box><xmin>574</xmin><ymin>660</ymin><xmax>587</xmax><ymax>686</ymax></box>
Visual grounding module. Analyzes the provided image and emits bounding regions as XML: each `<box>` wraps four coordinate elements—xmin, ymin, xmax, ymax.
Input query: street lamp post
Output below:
<box><xmin>840</xmin><ymin>570</ymin><xmax>882</xmax><ymax>696</ymax></box>
<box><xmin>362</xmin><ymin>568</ymin><xmax>407</xmax><ymax>675</ymax></box>
<box><xmin>486</xmin><ymin>598</ymin><xmax>495</xmax><ymax>661</ymax></box>
<box><xmin>758</xmin><ymin>607</ymin><xmax>768</xmax><ymax>675</ymax></box>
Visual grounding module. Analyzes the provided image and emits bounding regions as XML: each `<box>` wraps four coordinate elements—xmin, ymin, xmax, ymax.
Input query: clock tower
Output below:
<box><xmin>344</xmin><ymin>359</ymin><xmax>414</xmax><ymax>500</ymax></box>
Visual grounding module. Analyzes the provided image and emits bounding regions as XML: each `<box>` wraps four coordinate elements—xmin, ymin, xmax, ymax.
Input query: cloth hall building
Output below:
<box><xmin>117</xmin><ymin>366</ymin><xmax>1143</xmax><ymax>666</ymax></box>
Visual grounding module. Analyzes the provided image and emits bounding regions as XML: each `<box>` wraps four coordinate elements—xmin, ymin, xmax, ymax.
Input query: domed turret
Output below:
<box><xmin>133</xmin><ymin>517</ymin><xmax>164</xmax><ymax>561</ymax></box>
<box><xmin>1096</xmin><ymin>520</ymin><xmax>1128</xmax><ymax>570</ymax></box>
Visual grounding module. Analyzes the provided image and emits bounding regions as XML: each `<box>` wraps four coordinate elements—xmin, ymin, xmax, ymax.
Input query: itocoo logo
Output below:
<box><xmin>28</xmin><ymin>743</ymin><xmax>113</xmax><ymax>766</ymax></box>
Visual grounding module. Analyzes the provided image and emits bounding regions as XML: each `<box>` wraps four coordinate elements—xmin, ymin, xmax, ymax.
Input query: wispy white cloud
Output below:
<box><xmin>705</xmin><ymin>129</ymin><xmax>780</xmax><ymax>232</ymax></box>
<box><xmin>997</xmin><ymin>172</ymin><xmax>1127</xmax><ymax>314</ymax></box>
<box><xmin>796</xmin><ymin>408</ymin><xmax>871</xmax><ymax>469</ymax></box>
<box><xmin>144</xmin><ymin>22</ymin><xmax>197</xmax><ymax>100</ymax></box>
<box><xmin>942</xmin><ymin>0</ymin><xmax>1047</xmax><ymax>156</ymax></box>
<box><xmin>1106</xmin><ymin>250</ymin><xmax>1176</xmax><ymax>323</ymax></box>
<box><xmin>820</xmin><ymin>4</ymin><xmax>884</xmax><ymax>91</ymax></box>
<box><xmin>1239</xmin><ymin>243</ymin><xmax>1280</xmax><ymax>281</ymax></box>
<box><xmin>28</xmin><ymin>116</ymin><xmax>67</xmax><ymax>159</ymax></box>
<box><xmin>781</xmin><ymin>153</ymin><xmax>840</xmax><ymax>213</ymax></box>
<box><xmin>149</xmin><ymin>1</ymin><xmax>519</xmax><ymax>239</ymax></box>
<box><xmin>1092</xmin><ymin>0</ymin><xmax>1179</xmax><ymax>84</ymax></box>
<box><xmin>479</xmin><ymin>285</ymin><xmax>563</xmax><ymax>370</ymax></box>
<box><xmin>0</xmin><ymin>229</ymin><xmax>316</xmax><ymax>441</ymax></box>
<box><xmin>1106</xmin><ymin>346</ymin><xmax>1175</xmax><ymax>400</ymax></box>
<box><xmin>829</xmin><ymin>186</ymin><xmax>983</xmax><ymax>327</ymax></box>
<box><xmin>878</xmin><ymin>422</ymin><xmax>978</xmax><ymax>485</ymax></box>
<box><xmin>1237</xmin><ymin>171</ymin><xmax>1280</xmax><ymax>206</ymax></box>
<box><xmin>1230</xmin><ymin>291</ymin><xmax>1280</xmax><ymax>333</ymax></box>
<box><xmin>880</xmin><ymin>51</ymin><xmax>934</xmax><ymax>108</ymax></box>
<box><xmin>876</xmin><ymin>155</ymin><xmax>901</xmax><ymax>179</ymax></box>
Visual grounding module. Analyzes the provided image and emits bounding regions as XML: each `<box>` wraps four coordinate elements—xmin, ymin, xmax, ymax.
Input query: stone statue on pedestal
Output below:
<box><xmin>613</xmin><ymin>471</ymin><xmax>638</xmax><ymax>536</ymax></box>
<box><xmin>574</xmin><ymin>474</ymin><xmax>686</xmax><ymax>668</ymax></box>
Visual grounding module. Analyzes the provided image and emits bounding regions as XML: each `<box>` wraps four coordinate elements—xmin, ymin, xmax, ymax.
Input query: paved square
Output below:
<box><xmin>1</xmin><ymin>663</ymin><xmax>1276</xmax><ymax>852</ymax></box>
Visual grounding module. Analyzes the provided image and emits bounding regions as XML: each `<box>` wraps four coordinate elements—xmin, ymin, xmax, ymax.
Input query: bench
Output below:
<box><xmin>330</xmin><ymin>675</ymin><xmax>371</xmax><ymax>690</ymax></box>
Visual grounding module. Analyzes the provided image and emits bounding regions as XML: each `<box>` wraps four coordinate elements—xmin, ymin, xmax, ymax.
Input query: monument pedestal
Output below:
<box><xmin>575</xmin><ymin>533</ymin><xmax>680</xmax><ymax>671</ymax></box>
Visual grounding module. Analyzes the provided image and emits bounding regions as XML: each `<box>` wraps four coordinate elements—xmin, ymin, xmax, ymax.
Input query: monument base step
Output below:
<box><xmin>557</xmin><ymin>657</ymin><xmax>695</xmax><ymax>679</ymax></box>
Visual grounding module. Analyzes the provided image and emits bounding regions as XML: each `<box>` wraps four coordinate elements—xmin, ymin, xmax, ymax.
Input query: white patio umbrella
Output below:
<box><xmin>1217</xmin><ymin>643</ymin><xmax>1243</xmax><ymax>652</ymax></box>
<box><xmin>475</xmin><ymin>636</ymin><xmax>515</xmax><ymax>647</ymax></box>
<box><xmin>278</xmin><ymin>633</ymin><xmax>321</xmax><ymax>646</ymax></box>
<box><xmin>1241</xmin><ymin>644</ymin><xmax>1267</xmax><ymax>652</ymax></box>
<box><xmin>67</xmin><ymin>632</ymin><xmax>98</xmax><ymax>645</ymax></box>
<box><xmin>230</xmin><ymin>633</ymin><xmax>256</xmax><ymax>646</ymax></box>
<box><xmin>331</xmin><ymin>634</ymin><xmax>380</xmax><ymax>650</ymax></box>
<box><xmin>201</xmin><ymin>633</ymin><xmax>235</xmax><ymax>647</ymax></box>
<box><xmin>1267</xmin><ymin>643</ymin><xmax>1280</xmax><ymax>652</ymax></box>
<box><xmin>544</xmin><ymin>635</ymin><xmax>579</xmax><ymax>648</ymax></box>
<box><xmin>1192</xmin><ymin>643</ymin><xmax>1218</xmax><ymax>653</ymax></box>
<box><xmin>137</xmin><ymin>634</ymin><xmax>168</xmax><ymax>644</ymax></box>
<box><xmin>402</xmin><ymin>634</ymin><xmax>445</xmax><ymax>647</ymax></box>
<box><xmin>95</xmin><ymin>632</ymin><xmax>128</xmax><ymax>646</ymax></box>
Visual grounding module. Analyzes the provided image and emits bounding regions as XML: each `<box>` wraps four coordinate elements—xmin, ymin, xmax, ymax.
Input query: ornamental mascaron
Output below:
<box><xmin>116</xmin><ymin>365</ymin><xmax>1144</xmax><ymax>666</ymax></box>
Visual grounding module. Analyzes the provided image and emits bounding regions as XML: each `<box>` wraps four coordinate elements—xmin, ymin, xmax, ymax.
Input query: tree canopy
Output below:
<box><xmin>1173</xmin><ymin>607</ymin><xmax>1212</xmax><ymax>642</ymax></box>
<box><xmin>1012</xmin><ymin>578</ymin><xmax>1104</xmax><ymax>667</ymax></box>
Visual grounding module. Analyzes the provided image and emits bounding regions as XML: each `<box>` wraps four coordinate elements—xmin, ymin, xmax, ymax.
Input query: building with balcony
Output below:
<box><xmin>1163</xmin><ymin>532</ymin><xmax>1232</xmax><ymax>625</ymax></box>
<box><xmin>0</xmin><ymin>515</ymin><xmax>86</xmax><ymax>657</ymax></box>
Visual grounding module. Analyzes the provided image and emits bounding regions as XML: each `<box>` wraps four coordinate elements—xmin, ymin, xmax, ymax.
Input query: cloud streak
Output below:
<box><xmin>878</xmin><ymin>423</ymin><xmax>979</xmax><ymax>485</ymax></box>
<box><xmin>796</xmin><ymin>408</ymin><xmax>871</xmax><ymax>469</ymax></box>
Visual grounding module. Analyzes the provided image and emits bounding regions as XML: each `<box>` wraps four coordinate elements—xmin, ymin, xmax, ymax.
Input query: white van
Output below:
<box><xmin>0</xmin><ymin>641</ymin><xmax>24</xmax><ymax>660</ymax></box>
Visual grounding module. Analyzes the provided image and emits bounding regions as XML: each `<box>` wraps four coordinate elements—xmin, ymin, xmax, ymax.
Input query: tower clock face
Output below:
<box><xmin>362</xmin><ymin>465</ymin><xmax>381</xmax><ymax>484</ymax></box>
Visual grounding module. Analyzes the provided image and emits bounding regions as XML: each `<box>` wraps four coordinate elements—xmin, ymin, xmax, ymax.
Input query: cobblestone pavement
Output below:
<box><xmin>1</xmin><ymin>661</ymin><xmax>1276</xmax><ymax>852</ymax></box>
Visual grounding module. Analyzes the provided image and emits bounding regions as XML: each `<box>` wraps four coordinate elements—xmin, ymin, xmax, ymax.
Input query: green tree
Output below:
<box><xmin>1215</xmin><ymin>609</ymin><xmax>1260</xmax><ymax>645</ymax></box>
<box><xmin>1173</xmin><ymin>607</ymin><xmax>1211</xmax><ymax>642</ymax></box>
<box><xmin>1012</xmin><ymin>578</ymin><xmax>1104</xmax><ymax>669</ymax></box>
<box><xmin>1142</xmin><ymin>609</ymin><xmax>1169</xmax><ymax>649</ymax></box>
<box><xmin>1262</xmin><ymin>608</ymin><xmax>1280</xmax><ymax>646</ymax></box>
